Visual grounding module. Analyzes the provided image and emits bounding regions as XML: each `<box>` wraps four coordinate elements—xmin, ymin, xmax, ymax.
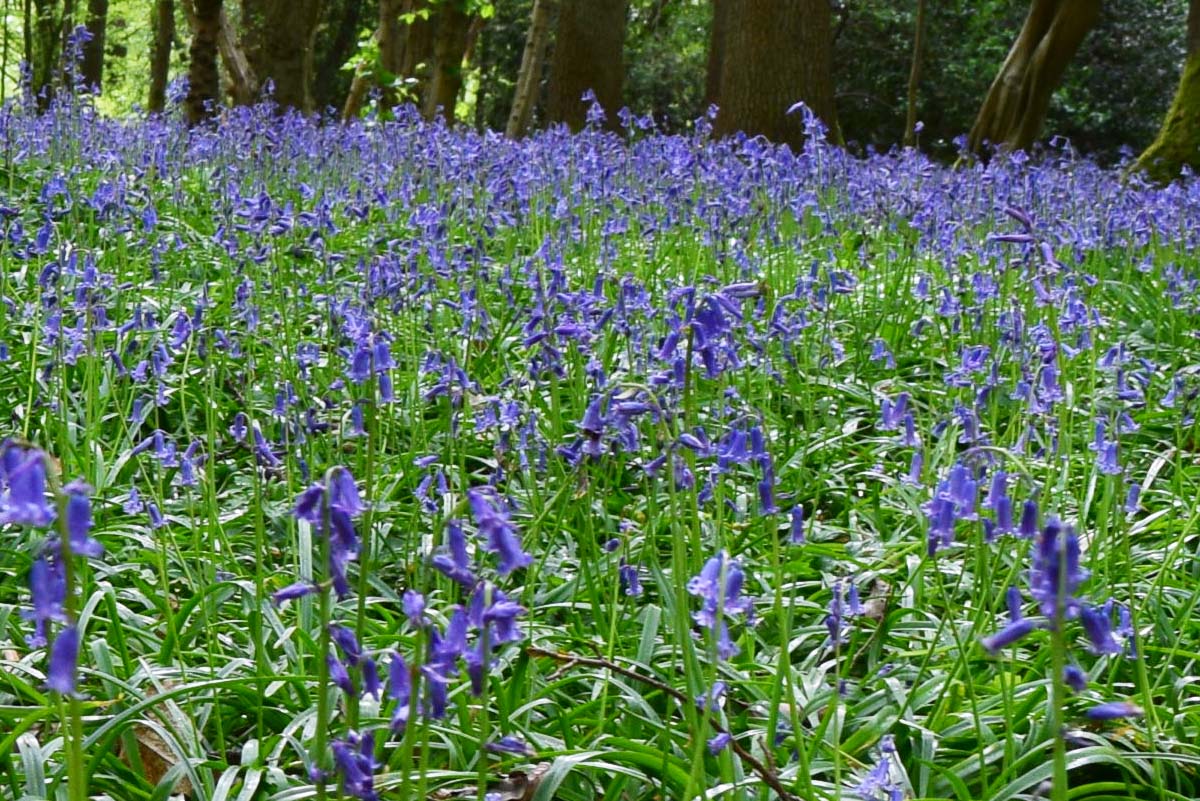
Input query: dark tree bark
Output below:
<box><xmin>1137</xmin><ymin>0</ymin><xmax>1200</xmax><ymax>182</ymax></box>
<box><xmin>712</xmin><ymin>0</ymin><xmax>840</xmax><ymax>150</ymax></box>
<box><xmin>240</xmin><ymin>0</ymin><xmax>324</xmax><ymax>113</ymax></box>
<box><xmin>147</xmin><ymin>0</ymin><xmax>174</xmax><ymax>112</ymax></box>
<box><xmin>704</xmin><ymin>0</ymin><xmax>727</xmax><ymax>108</ymax></box>
<box><xmin>546</xmin><ymin>0</ymin><xmax>629</xmax><ymax>131</ymax></box>
<box><xmin>423</xmin><ymin>1</ymin><xmax>473</xmax><ymax>122</ymax></box>
<box><xmin>400</xmin><ymin>0</ymin><xmax>436</xmax><ymax>104</ymax></box>
<box><xmin>506</xmin><ymin>0</ymin><xmax>555</xmax><ymax>138</ymax></box>
<box><xmin>312</xmin><ymin>0</ymin><xmax>364</xmax><ymax>110</ymax></box>
<box><xmin>1190</xmin><ymin>0</ymin><xmax>1200</xmax><ymax>57</ymax></box>
<box><xmin>79</xmin><ymin>0</ymin><xmax>105</xmax><ymax>91</ymax></box>
<box><xmin>186</xmin><ymin>0</ymin><xmax>222</xmax><ymax>125</ymax></box>
<box><xmin>31</xmin><ymin>0</ymin><xmax>59</xmax><ymax>105</ymax></box>
<box><xmin>903</xmin><ymin>0</ymin><xmax>926</xmax><ymax>147</ymax></box>
<box><xmin>968</xmin><ymin>0</ymin><xmax>1100</xmax><ymax>155</ymax></box>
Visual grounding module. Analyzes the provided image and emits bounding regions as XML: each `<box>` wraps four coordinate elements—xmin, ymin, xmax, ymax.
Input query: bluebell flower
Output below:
<box><xmin>388</xmin><ymin>651</ymin><xmax>413</xmax><ymax>731</ymax></box>
<box><xmin>1080</xmin><ymin>605</ymin><xmax>1122</xmax><ymax>655</ymax></box>
<box><xmin>706</xmin><ymin>732</ymin><xmax>732</xmax><ymax>754</ymax></box>
<box><xmin>431</xmin><ymin>520</ymin><xmax>477</xmax><ymax>588</ymax></box>
<box><xmin>1</xmin><ymin>443</ymin><xmax>55</xmax><ymax>527</ymax></box>
<box><xmin>1063</xmin><ymin>663</ymin><xmax>1088</xmax><ymax>693</ymax></box>
<box><xmin>23</xmin><ymin>555</ymin><xmax>67</xmax><ymax>648</ymax></box>
<box><xmin>330</xmin><ymin>625</ymin><xmax>362</xmax><ymax>666</ymax></box>
<box><xmin>468</xmin><ymin>490</ymin><xmax>532</xmax><ymax>575</ymax></box>
<box><xmin>46</xmin><ymin>624</ymin><xmax>80</xmax><ymax>696</ymax></box>
<box><xmin>330</xmin><ymin>730</ymin><xmax>378</xmax><ymax>801</ymax></box>
<box><xmin>402</xmin><ymin>590</ymin><xmax>427</xmax><ymax>626</ymax></box>
<box><xmin>618</xmin><ymin>560</ymin><xmax>642</xmax><ymax>597</ymax></box>
<box><xmin>486</xmin><ymin>735</ymin><xmax>533</xmax><ymax>756</ymax></box>
<box><xmin>789</xmin><ymin>504</ymin><xmax>806</xmax><ymax>544</ymax></box>
<box><xmin>695</xmin><ymin>680</ymin><xmax>726</xmax><ymax>712</ymax></box>
<box><xmin>63</xmin><ymin>480</ymin><xmax>103</xmax><ymax>559</ymax></box>
<box><xmin>327</xmin><ymin>654</ymin><xmax>355</xmax><ymax>697</ymax></box>
<box><xmin>272</xmin><ymin>581</ymin><xmax>318</xmax><ymax>605</ymax></box>
<box><xmin>1029</xmin><ymin>518</ymin><xmax>1087</xmax><ymax>620</ymax></box>
<box><xmin>360</xmin><ymin>657</ymin><xmax>382</xmax><ymax>701</ymax></box>
<box><xmin>1085</xmin><ymin>701</ymin><xmax>1143</xmax><ymax>720</ymax></box>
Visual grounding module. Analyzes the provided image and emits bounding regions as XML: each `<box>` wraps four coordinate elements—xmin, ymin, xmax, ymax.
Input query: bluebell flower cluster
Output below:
<box><xmin>3</xmin><ymin>441</ymin><xmax>103</xmax><ymax>697</ymax></box>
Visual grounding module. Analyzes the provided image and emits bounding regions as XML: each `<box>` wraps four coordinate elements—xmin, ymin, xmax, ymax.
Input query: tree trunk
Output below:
<box><xmin>545</xmin><ymin>0</ymin><xmax>628</xmax><ymax>131</ymax></box>
<box><xmin>312</xmin><ymin>0</ymin><xmax>364</xmax><ymax>110</ymax></box>
<box><xmin>423</xmin><ymin>1</ymin><xmax>473</xmax><ymax>122</ymax></box>
<box><xmin>903</xmin><ymin>0</ymin><xmax>926</xmax><ymax>147</ymax></box>
<box><xmin>147</xmin><ymin>0</ymin><xmax>174</xmax><ymax>112</ymax></box>
<box><xmin>505</xmin><ymin>0</ymin><xmax>554</xmax><ymax>137</ymax></box>
<box><xmin>1189</xmin><ymin>0</ymin><xmax>1200</xmax><ymax>58</ymax></box>
<box><xmin>968</xmin><ymin>0</ymin><xmax>1100</xmax><ymax>155</ymax></box>
<box><xmin>704</xmin><ymin>0</ymin><xmax>726</xmax><ymax>108</ymax></box>
<box><xmin>1137</xmin><ymin>0</ymin><xmax>1200</xmax><ymax>182</ymax></box>
<box><xmin>186</xmin><ymin>0</ymin><xmax>222</xmax><ymax>125</ymax></box>
<box><xmin>399</xmin><ymin>0</ymin><xmax>435</xmax><ymax>105</ymax></box>
<box><xmin>79</xmin><ymin>0</ymin><xmax>105</xmax><ymax>91</ymax></box>
<box><xmin>712</xmin><ymin>0</ymin><xmax>840</xmax><ymax>150</ymax></box>
<box><xmin>240</xmin><ymin>0</ymin><xmax>324</xmax><ymax>113</ymax></box>
<box><xmin>217</xmin><ymin>6</ymin><xmax>257</xmax><ymax>104</ymax></box>
<box><xmin>31</xmin><ymin>0</ymin><xmax>59</xmax><ymax>106</ymax></box>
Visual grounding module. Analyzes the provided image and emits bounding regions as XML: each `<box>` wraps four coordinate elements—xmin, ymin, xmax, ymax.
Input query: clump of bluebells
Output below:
<box><xmin>981</xmin><ymin>516</ymin><xmax>1141</xmax><ymax>719</ymax></box>
<box><xmin>2</xmin><ymin>441</ymin><xmax>102</xmax><ymax>697</ymax></box>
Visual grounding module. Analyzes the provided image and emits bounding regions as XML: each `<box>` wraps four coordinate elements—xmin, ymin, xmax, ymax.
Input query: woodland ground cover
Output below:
<box><xmin>1</xmin><ymin>97</ymin><xmax>1200</xmax><ymax>801</ymax></box>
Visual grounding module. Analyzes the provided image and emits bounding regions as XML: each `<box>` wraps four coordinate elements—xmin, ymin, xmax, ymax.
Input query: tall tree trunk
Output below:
<box><xmin>505</xmin><ymin>0</ymin><xmax>554</xmax><ymax>138</ymax></box>
<box><xmin>423</xmin><ymin>1</ymin><xmax>473</xmax><ymax>122</ymax></box>
<box><xmin>31</xmin><ymin>0</ymin><xmax>59</xmax><ymax>106</ymax></box>
<box><xmin>400</xmin><ymin>0</ymin><xmax>435</xmax><ymax>105</ymax></box>
<box><xmin>312</xmin><ymin>0</ymin><xmax>364</xmax><ymax>110</ymax></box>
<box><xmin>1190</xmin><ymin>0</ymin><xmax>1200</xmax><ymax>58</ymax></box>
<box><xmin>546</xmin><ymin>0</ymin><xmax>628</xmax><ymax>131</ymax></box>
<box><xmin>147</xmin><ymin>0</ymin><xmax>174</xmax><ymax>112</ymax></box>
<box><xmin>79</xmin><ymin>0</ymin><xmax>105</xmax><ymax>91</ymax></box>
<box><xmin>186</xmin><ymin>0</ymin><xmax>222</xmax><ymax>125</ymax></box>
<box><xmin>1137</xmin><ymin>0</ymin><xmax>1200</xmax><ymax>182</ymax></box>
<box><xmin>713</xmin><ymin>0</ymin><xmax>840</xmax><ymax>149</ymax></box>
<box><xmin>704</xmin><ymin>0</ymin><xmax>726</xmax><ymax>108</ymax></box>
<box><xmin>968</xmin><ymin>0</ymin><xmax>1100</xmax><ymax>154</ymax></box>
<box><xmin>216</xmin><ymin>6</ymin><xmax>257</xmax><ymax>104</ymax></box>
<box><xmin>903</xmin><ymin>0</ymin><xmax>926</xmax><ymax>147</ymax></box>
<box><xmin>240</xmin><ymin>0</ymin><xmax>324</xmax><ymax>113</ymax></box>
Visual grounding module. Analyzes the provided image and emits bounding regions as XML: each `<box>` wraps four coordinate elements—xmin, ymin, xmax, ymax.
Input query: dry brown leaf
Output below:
<box><xmin>432</xmin><ymin>762</ymin><xmax>551</xmax><ymax>801</ymax></box>
<box><xmin>118</xmin><ymin>681</ymin><xmax>194</xmax><ymax>796</ymax></box>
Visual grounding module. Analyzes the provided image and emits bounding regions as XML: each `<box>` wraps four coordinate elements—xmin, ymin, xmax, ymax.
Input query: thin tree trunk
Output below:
<box><xmin>423</xmin><ymin>1</ymin><xmax>472</xmax><ymax>122</ymax></box>
<box><xmin>1137</xmin><ymin>0</ymin><xmax>1200</xmax><ymax>182</ymax></box>
<box><xmin>713</xmin><ymin>0</ymin><xmax>840</xmax><ymax>149</ymax></box>
<box><xmin>968</xmin><ymin>0</ymin><xmax>1100</xmax><ymax>154</ymax></box>
<box><xmin>79</xmin><ymin>0</ymin><xmax>105</xmax><ymax>91</ymax></box>
<box><xmin>217</xmin><ymin>6</ymin><xmax>257</xmax><ymax>104</ymax></box>
<box><xmin>704</xmin><ymin>0</ymin><xmax>726</xmax><ymax>108</ymax></box>
<box><xmin>903</xmin><ymin>0</ymin><xmax>926</xmax><ymax>147</ymax></box>
<box><xmin>186</xmin><ymin>0</ymin><xmax>222</xmax><ymax>125</ymax></box>
<box><xmin>506</xmin><ymin>0</ymin><xmax>554</xmax><ymax>138</ymax></box>
<box><xmin>147</xmin><ymin>0</ymin><xmax>174</xmax><ymax>112</ymax></box>
<box><xmin>546</xmin><ymin>0</ymin><xmax>628</xmax><ymax>131</ymax></box>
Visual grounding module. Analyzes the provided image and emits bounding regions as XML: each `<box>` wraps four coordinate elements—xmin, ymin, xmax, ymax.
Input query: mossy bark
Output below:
<box><xmin>1137</xmin><ymin>51</ymin><xmax>1200</xmax><ymax>183</ymax></box>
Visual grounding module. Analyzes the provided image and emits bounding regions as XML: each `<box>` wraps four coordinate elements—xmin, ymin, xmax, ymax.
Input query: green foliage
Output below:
<box><xmin>833</xmin><ymin>0</ymin><xmax>1189</xmax><ymax>161</ymax></box>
